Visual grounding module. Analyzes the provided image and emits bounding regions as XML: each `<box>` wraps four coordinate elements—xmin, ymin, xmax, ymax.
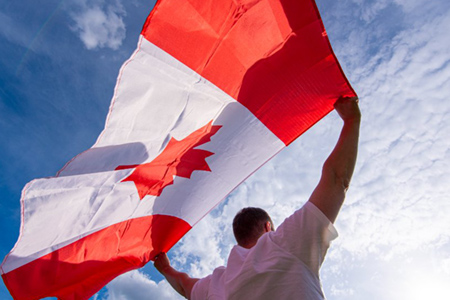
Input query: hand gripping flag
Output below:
<box><xmin>1</xmin><ymin>0</ymin><xmax>356</xmax><ymax>299</ymax></box>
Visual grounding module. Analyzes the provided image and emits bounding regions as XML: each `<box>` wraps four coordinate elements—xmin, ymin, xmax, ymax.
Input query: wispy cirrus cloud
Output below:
<box><xmin>318</xmin><ymin>1</ymin><xmax>450</xmax><ymax>298</ymax></box>
<box><xmin>325</xmin><ymin>26</ymin><xmax>450</xmax><ymax>298</ymax></box>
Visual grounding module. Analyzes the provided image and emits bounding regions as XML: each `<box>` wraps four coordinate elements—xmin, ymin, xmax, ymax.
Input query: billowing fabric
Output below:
<box><xmin>1</xmin><ymin>0</ymin><xmax>354</xmax><ymax>299</ymax></box>
<box><xmin>191</xmin><ymin>202</ymin><xmax>338</xmax><ymax>300</ymax></box>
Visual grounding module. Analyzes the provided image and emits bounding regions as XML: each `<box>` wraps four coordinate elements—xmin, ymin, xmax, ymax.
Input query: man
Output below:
<box><xmin>154</xmin><ymin>96</ymin><xmax>361</xmax><ymax>299</ymax></box>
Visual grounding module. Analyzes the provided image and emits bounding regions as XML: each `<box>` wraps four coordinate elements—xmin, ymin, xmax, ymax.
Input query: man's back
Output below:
<box><xmin>191</xmin><ymin>202</ymin><xmax>338</xmax><ymax>300</ymax></box>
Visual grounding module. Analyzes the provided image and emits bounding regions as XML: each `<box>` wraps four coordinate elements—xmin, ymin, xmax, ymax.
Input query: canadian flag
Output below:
<box><xmin>1</xmin><ymin>0</ymin><xmax>356</xmax><ymax>299</ymax></box>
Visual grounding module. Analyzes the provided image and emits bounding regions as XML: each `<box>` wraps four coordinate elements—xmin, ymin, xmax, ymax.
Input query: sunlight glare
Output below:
<box><xmin>401</xmin><ymin>268</ymin><xmax>450</xmax><ymax>300</ymax></box>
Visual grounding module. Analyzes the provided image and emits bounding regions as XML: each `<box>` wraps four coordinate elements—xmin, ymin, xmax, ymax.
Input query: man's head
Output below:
<box><xmin>232</xmin><ymin>207</ymin><xmax>274</xmax><ymax>248</ymax></box>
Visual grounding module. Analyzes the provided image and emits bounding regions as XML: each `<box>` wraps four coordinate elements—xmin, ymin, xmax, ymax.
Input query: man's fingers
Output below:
<box><xmin>334</xmin><ymin>96</ymin><xmax>359</xmax><ymax>110</ymax></box>
<box><xmin>335</xmin><ymin>96</ymin><xmax>358</xmax><ymax>104</ymax></box>
<box><xmin>154</xmin><ymin>252</ymin><xmax>166</xmax><ymax>262</ymax></box>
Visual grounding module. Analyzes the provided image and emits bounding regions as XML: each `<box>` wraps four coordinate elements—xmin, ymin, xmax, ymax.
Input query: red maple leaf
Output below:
<box><xmin>116</xmin><ymin>121</ymin><xmax>221</xmax><ymax>199</ymax></box>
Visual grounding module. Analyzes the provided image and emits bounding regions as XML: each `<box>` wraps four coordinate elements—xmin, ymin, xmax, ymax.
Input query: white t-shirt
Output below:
<box><xmin>190</xmin><ymin>202</ymin><xmax>338</xmax><ymax>300</ymax></box>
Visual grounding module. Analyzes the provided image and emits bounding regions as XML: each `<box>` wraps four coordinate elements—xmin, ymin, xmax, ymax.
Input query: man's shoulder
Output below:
<box><xmin>276</xmin><ymin>201</ymin><xmax>336</xmax><ymax>233</ymax></box>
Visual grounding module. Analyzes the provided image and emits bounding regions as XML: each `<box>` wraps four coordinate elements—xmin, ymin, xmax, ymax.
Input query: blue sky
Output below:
<box><xmin>1</xmin><ymin>0</ymin><xmax>450</xmax><ymax>299</ymax></box>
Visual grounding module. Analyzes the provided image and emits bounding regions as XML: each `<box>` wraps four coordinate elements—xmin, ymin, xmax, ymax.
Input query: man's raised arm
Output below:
<box><xmin>309</xmin><ymin>96</ymin><xmax>361</xmax><ymax>223</ymax></box>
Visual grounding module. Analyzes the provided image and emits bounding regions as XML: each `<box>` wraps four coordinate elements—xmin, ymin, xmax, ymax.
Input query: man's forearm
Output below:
<box><xmin>160</xmin><ymin>266</ymin><xmax>192</xmax><ymax>298</ymax></box>
<box><xmin>323</xmin><ymin>117</ymin><xmax>360</xmax><ymax>190</ymax></box>
<box><xmin>154</xmin><ymin>253</ymin><xmax>199</xmax><ymax>299</ymax></box>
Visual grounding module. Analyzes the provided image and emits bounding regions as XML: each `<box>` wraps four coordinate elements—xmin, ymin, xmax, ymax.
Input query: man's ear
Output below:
<box><xmin>264</xmin><ymin>221</ymin><xmax>272</xmax><ymax>232</ymax></box>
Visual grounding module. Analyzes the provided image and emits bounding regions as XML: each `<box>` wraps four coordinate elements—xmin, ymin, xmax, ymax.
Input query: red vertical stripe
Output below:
<box><xmin>2</xmin><ymin>215</ymin><xmax>191</xmax><ymax>300</ymax></box>
<box><xmin>142</xmin><ymin>0</ymin><xmax>356</xmax><ymax>145</ymax></box>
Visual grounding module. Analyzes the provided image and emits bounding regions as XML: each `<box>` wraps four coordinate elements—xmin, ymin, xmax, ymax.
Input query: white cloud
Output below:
<box><xmin>103</xmin><ymin>270</ymin><xmax>180</xmax><ymax>300</ymax></box>
<box><xmin>353</xmin><ymin>0</ymin><xmax>391</xmax><ymax>23</ymax></box>
<box><xmin>330</xmin><ymin>283</ymin><xmax>355</xmax><ymax>297</ymax></box>
<box><xmin>69</xmin><ymin>0</ymin><xmax>126</xmax><ymax>50</ymax></box>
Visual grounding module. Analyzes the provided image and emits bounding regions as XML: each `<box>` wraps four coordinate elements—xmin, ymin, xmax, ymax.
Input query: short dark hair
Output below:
<box><xmin>232</xmin><ymin>207</ymin><xmax>273</xmax><ymax>246</ymax></box>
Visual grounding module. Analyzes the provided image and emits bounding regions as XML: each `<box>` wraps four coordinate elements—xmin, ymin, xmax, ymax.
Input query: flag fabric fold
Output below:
<box><xmin>1</xmin><ymin>0</ymin><xmax>356</xmax><ymax>299</ymax></box>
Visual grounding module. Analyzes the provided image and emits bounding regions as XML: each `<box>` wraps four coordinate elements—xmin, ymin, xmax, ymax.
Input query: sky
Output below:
<box><xmin>1</xmin><ymin>0</ymin><xmax>449</xmax><ymax>299</ymax></box>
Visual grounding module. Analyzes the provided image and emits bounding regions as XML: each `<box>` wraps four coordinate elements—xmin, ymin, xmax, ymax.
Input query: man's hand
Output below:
<box><xmin>154</xmin><ymin>252</ymin><xmax>171</xmax><ymax>274</ymax></box>
<box><xmin>334</xmin><ymin>96</ymin><xmax>361</xmax><ymax>123</ymax></box>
